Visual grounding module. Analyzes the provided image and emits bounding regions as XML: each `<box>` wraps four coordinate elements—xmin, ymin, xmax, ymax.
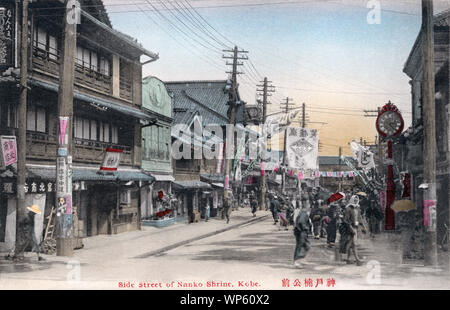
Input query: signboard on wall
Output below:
<box><xmin>0</xmin><ymin>3</ymin><xmax>15</xmax><ymax>70</ymax></box>
<box><xmin>100</xmin><ymin>148</ymin><xmax>123</xmax><ymax>171</ymax></box>
<box><xmin>0</xmin><ymin>136</ymin><xmax>17</xmax><ymax>168</ymax></box>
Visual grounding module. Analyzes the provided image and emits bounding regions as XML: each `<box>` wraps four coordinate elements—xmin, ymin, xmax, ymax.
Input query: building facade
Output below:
<box><xmin>402</xmin><ymin>9</ymin><xmax>450</xmax><ymax>255</ymax></box>
<box><xmin>140</xmin><ymin>76</ymin><xmax>175</xmax><ymax>221</ymax></box>
<box><xmin>0</xmin><ymin>0</ymin><xmax>157</xmax><ymax>251</ymax></box>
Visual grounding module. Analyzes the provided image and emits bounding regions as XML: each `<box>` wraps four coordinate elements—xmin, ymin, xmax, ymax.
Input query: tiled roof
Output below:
<box><xmin>165</xmin><ymin>80</ymin><xmax>245</xmax><ymax>126</ymax></box>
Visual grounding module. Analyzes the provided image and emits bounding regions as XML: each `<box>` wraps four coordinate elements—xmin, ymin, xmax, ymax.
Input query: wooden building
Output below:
<box><xmin>0</xmin><ymin>0</ymin><xmax>158</xmax><ymax>251</ymax></box>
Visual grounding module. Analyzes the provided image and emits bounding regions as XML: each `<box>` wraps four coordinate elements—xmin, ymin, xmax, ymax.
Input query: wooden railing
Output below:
<box><xmin>25</xmin><ymin>132</ymin><xmax>133</xmax><ymax>165</ymax></box>
<box><xmin>32</xmin><ymin>45</ymin><xmax>112</xmax><ymax>95</ymax></box>
<box><xmin>119</xmin><ymin>76</ymin><xmax>133</xmax><ymax>102</ymax></box>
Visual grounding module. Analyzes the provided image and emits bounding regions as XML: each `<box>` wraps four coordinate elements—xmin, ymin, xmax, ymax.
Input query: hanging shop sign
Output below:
<box><xmin>100</xmin><ymin>148</ymin><xmax>123</xmax><ymax>171</ymax></box>
<box><xmin>0</xmin><ymin>136</ymin><xmax>17</xmax><ymax>168</ymax></box>
<box><xmin>0</xmin><ymin>3</ymin><xmax>15</xmax><ymax>70</ymax></box>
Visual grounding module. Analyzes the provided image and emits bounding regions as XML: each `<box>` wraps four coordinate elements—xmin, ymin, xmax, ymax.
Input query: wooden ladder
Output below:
<box><xmin>41</xmin><ymin>207</ymin><xmax>56</xmax><ymax>254</ymax></box>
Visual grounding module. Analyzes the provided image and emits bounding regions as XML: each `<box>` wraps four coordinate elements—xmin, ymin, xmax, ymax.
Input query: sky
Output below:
<box><xmin>102</xmin><ymin>0</ymin><xmax>450</xmax><ymax>155</ymax></box>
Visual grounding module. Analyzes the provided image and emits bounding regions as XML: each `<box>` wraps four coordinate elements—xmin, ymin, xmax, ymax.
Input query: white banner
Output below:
<box><xmin>285</xmin><ymin>127</ymin><xmax>319</xmax><ymax>171</ymax></box>
<box><xmin>350</xmin><ymin>141</ymin><xmax>376</xmax><ymax>172</ymax></box>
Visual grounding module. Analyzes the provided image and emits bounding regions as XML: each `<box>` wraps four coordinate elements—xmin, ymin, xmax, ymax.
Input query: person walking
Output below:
<box><xmin>270</xmin><ymin>194</ymin><xmax>281</xmax><ymax>225</ymax></box>
<box><xmin>250</xmin><ymin>191</ymin><xmax>258</xmax><ymax>217</ymax></box>
<box><xmin>365</xmin><ymin>197</ymin><xmax>383</xmax><ymax>238</ymax></box>
<box><xmin>326</xmin><ymin>202</ymin><xmax>339</xmax><ymax>247</ymax></box>
<box><xmin>339</xmin><ymin>196</ymin><xmax>363</xmax><ymax>266</ymax></box>
<box><xmin>309</xmin><ymin>204</ymin><xmax>323</xmax><ymax>239</ymax></box>
<box><xmin>7</xmin><ymin>205</ymin><xmax>43</xmax><ymax>262</ymax></box>
<box><xmin>293</xmin><ymin>205</ymin><xmax>311</xmax><ymax>267</ymax></box>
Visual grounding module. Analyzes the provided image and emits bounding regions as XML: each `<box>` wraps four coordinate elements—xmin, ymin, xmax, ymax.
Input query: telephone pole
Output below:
<box><xmin>257</xmin><ymin>77</ymin><xmax>275</xmax><ymax>210</ymax></box>
<box><xmin>55</xmin><ymin>1</ymin><xmax>78</xmax><ymax>256</ymax></box>
<box><xmin>222</xmin><ymin>46</ymin><xmax>248</xmax><ymax>215</ymax></box>
<box><xmin>364</xmin><ymin>108</ymin><xmax>383</xmax><ymax>175</ymax></box>
<box><xmin>421</xmin><ymin>0</ymin><xmax>438</xmax><ymax>266</ymax></box>
<box><xmin>14</xmin><ymin>0</ymin><xmax>29</xmax><ymax>256</ymax></box>
<box><xmin>281</xmin><ymin>98</ymin><xmax>295</xmax><ymax>194</ymax></box>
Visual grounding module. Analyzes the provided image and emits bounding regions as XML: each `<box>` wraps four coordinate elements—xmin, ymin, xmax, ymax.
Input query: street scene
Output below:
<box><xmin>0</xmin><ymin>0</ymin><xmax>450</xmax><ymax>291</ymax></box>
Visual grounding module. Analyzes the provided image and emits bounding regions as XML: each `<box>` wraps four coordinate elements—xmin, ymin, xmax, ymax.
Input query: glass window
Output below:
<box><xmin>100</xmin><ymin>57</ymin><xmax>110</xmax><ymax>76</ymax></box>
<box><xmin>90</xmin><ymin>120</ymin><xmax>97</xmax><ymax>141</ymax></box>
<box><xmin>104</xmin><ymin>122</ymin><xmax>110</xmax><ymax>142</ymax></box>
<box><xmin>76</xmin><ymin>46</ymin><xmax>83</xmax><ymax>66</ymax></box>
<box><xmin>83</xmin><ymin>48</ymin><xmax>90</xmax><ymax>69</ymax></box>
<box><xmin>74</xmin><ymin>117</ymin><xmax>83</xmax><ymax>139</ymax></box>
<box><xmin>91</xmin><ymin>51</ymin><xmax>98</xmax><ymax>72</ymax></box>
<box><xmin>112</xmin><ymin>125</ymin><xmax>118</xmax><ymax>144</ymax></box>
<box><xmin>83</xmin><ymin>119</ymin><xmax>90</xmax><ymax>140</ymax></box>
<box><xmin>27</xmin><ymin>105</ymin><xmax>36</xmax><ymax>131</ymax></box>
<box><xmin>48</xmin><ymin>35</ymin><xmax>57</xmax><ymax>60</ymax></box>
<box><xmin>36</xmin><ymin>107</ymin><xmax>46</xmax><ymax>133</ymax></box>
<box><xmin>37</xmin><ymin>27</ymin><xmax>46</xmax><ymax>50</ymax></box>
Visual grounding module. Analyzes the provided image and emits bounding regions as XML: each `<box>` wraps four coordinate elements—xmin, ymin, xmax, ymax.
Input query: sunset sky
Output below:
<box><xmin>103</xmin><ymin>0</ymin><xmax>450</xmax><ymax>155</ymax></box>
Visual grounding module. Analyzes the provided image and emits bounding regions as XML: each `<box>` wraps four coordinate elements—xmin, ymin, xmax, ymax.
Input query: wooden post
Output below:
<box><xmin>56</xmin><ymin>0</ymin><xmax>78</xmax><ymax>256</ymax></box>
<box><xmin>421</xmin><ymin>0</ymin><xmax>438</xmax><ymax>266</ymax></box>
<box><xmin>260</xmin><ymin>77</ymin><xmax>268</xmax><ymax>211</ymax></box>
<box><xmin>14</xmin><ymin>0</ymin><xmax>29</xmax><ymax>257</ymax></box>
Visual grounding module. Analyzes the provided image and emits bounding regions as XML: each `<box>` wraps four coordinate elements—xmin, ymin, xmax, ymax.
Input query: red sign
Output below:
<box><xmin>1</xmin><ymin>136</ymin><xmax>17</xmax><ymax>167</ymax></box>
<box><xmin>100</xmin><ymin>148</ymin><xmax>123</xmax><ymax>171</ymax></box>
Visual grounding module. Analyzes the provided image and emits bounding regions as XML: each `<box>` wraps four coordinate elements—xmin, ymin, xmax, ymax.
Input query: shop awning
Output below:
<box><xmin>200</xmin><ymin>173</ymin><xmax>224</xmax><ymax>183</ymax></box>
<box><xmin>25</xmin><ymin>166</ymin><xmax>155</xmax><ymax>183</ymax></box>
<box><xmin>28</xmin><ymin>77</ymin><xmax>156</xmax><ymax>122</ymax></box>
<box><xmin>172</xmin><ymin>180</ymin><xmax>211</xmax><ymax>190</ymax></box>
<box><xmin>152</xmin><ymin>174</ymin><xmax>175</xmax><ymax>182</ymax></box>
<box><xmin>211</xmin><ymin>183</ymin><xmax>224</xmax><ymax>188</ymax></box>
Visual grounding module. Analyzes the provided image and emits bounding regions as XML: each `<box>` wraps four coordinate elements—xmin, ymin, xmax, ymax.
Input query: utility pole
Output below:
<box><xmin>256</xmin><ymin>77</ymin><xmax>275</xmax><ymax>210</ymax></box>
<box><xmin>302</xmin><ymin>103</ymin><xmax>306</xmax><ymax>128</ymax></box>
<box><xmin>364</xmin><ymin>108</ymin><xmax>383</xmax><ymax>175</ymax></box>
<box><xmin>55</xmin><ymin>0</ymin><xmax>78</xmax><ymax>256</ymax></box>
<box><xmin>281</xmin><ymin>98</ymin><xmax>295</xmax><ymax>194</ymax></box>
<box><xmin>222</xmin><ymin>46</ymin><xmax>248</xmax><ymax>216</ymax></box>
<box><xmin>14</xmin><ymin>0</ymin><xmax>29</xmax><ymax>257</ymax></box>
<box><xmin>421</xmin><ymin>0</ymin><xmax>438</xmax><ymax>266</ymax></box>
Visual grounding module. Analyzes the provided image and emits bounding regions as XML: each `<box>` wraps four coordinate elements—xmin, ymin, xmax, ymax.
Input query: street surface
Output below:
<box><xmin>0</xmin><ymin>209</ymin><xmax>448</xmax><ymax>290</ymax></box>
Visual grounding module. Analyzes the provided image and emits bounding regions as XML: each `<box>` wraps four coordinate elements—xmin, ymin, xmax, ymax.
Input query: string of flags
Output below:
<box><xmin>266</xmin><ymin>166</ymin><xmax>358</xmax><ymax>180</ymax></box>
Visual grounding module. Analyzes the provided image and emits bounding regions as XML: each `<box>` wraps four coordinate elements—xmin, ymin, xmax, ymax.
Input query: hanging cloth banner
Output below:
<box><xmin>298</xmin><ymin>171</ymin><xmax>304</xmax><ymax>180</ymax></box>
<box><xmin>285</xmin><ymin>127</ymin><xmax>319</xmax><ymax>171</ymax></box>
<box><xmin>59</xmin><ymin>117</ymin><xmax>69</xmax><ymax>146</ymax></box>
<box><xmin>350</xmin><ymin>140</ymin><xmax>376</xmax><ymax>172</ymax></box>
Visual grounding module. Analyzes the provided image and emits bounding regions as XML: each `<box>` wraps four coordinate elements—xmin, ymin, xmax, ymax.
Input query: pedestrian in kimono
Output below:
<box><xmin>339</xmin><ymin>197</ymin><xmax>363</xmax><ymax>266</ymax></box>
<box><xmin>270</xmin><ymin>194</ymin><xmax>281</xmax><ymax>225</ymax></box>
<box><xmin>309</xmin><ymin>204</ymin><xmax>323</xmax><ymax>239</ymax></box>
<box><xmin>326</xmin><ymin>202</ymin><xmax>339</xmax><ymax>247</ymax></box>
<box><xmin>365</xmin><ymin>198</ymin><xmax>383</xmax><ymax>238</ymax></box>
<box><xmin>7</xmin><ymin>205</ymin><xmax>43</xmax><ymax>262</ymax></box>
<box><xmin>293</xmin><ymin>205</ymin><xmax>311</xmax><ymax>266</ymax></box>
<box><xmin>250</xmin><ymin>191</ymin><xmax>258</xmax><ymax>217</ymax></box>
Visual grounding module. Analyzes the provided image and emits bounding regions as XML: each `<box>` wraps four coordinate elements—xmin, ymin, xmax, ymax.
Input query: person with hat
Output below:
<box><xmin>8</xmin><ymin>204</ymin><xmax>43</xmax><ymax>262</ymax></box>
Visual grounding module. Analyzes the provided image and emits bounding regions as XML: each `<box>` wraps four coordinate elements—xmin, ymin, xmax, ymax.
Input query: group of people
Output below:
<box><xmin>254</xmin><ymin>187</ymin><xmax>384</xmax><ymax>268</ymax></box>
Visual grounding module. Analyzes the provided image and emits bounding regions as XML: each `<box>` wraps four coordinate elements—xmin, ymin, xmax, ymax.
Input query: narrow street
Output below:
<box><xmin>1</xmin><ymin>210</ymin><xmax>448</xmax><ymax>290</ymax></box>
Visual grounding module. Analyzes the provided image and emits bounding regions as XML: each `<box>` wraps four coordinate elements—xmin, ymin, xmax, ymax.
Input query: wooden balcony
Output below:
<box><xmin>26</xmin><ymin>132</ymin><xmax>133</xmax><ymax>166</ymax></box>
<box><xmin>32</xmin><ymin>45</ymin><xmax>112</xmax><ymax>96</ymax></box>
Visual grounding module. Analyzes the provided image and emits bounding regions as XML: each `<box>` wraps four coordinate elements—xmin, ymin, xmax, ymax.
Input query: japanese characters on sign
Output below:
<box><xmin>0</xmin><ymin>4</ymin><xmax>15</xmax><ymax>69</ymax></box>
<box><xmin>56</xmin><ymin>157</ymin><xmax>68</xmax><ymax>194</ymax></box>
<box><xmin>0</xmin><ymin>136</ymin><xmax>17</xmax><ymax>168</ymax></box>
<box><xmin>100</xmin><ymin>148</ymin><xmax>123</xmax><ymax>171</ymax></box>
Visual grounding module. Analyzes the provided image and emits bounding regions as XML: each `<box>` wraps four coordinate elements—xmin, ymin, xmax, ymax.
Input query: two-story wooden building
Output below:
<box><xmin>0</xmin><ymin>0</ymin><xmax>158</xmax><ymax>251</ymax></box>
<box><xmin>140</xmin><ymin>76</ymin><xmax>175</xmax><ymax>220</ymax></box>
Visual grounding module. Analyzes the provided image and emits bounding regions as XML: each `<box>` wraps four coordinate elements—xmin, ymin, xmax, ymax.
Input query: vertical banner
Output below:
<box><xmin>59</xmin><ymin>117</ymin><xmax>69</xmax><ymax>146</ymax></box>
<box><xmin>285</xmin><ymin>127</ymin><xmax>319</xmax><ymax>171</ymax></box>
<box><xmin>0</xmin><ymin>3</ymin><xmax>15</xmax><ymax>70</ymax></box>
